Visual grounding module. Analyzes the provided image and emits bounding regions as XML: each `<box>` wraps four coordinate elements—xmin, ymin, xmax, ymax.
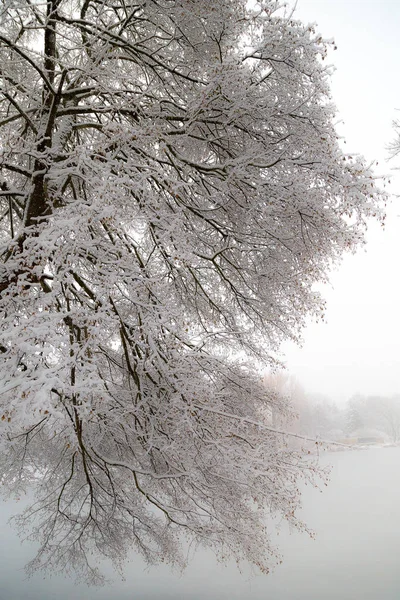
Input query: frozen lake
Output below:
<box><xmin>1</xmin><ymin>447</ymin><xmax>400</xmax><ymax>599</ymax></box>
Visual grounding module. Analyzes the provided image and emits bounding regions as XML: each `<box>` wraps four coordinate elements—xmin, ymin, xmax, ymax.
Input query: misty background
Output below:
<box><xmin>283</xmin><ymin>0</ymin><xmax>400</xmax><ymax>404</ymax></box>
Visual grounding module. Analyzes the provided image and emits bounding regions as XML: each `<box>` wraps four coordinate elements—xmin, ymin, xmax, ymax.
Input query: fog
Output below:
<box><xmin>283</xmin><ymin>0</ymin><xmax>400</xmax><ymax>404</ymax></box>
<box><xmin>2</xmin><ymin>448</ymin><xmax>400</xmax><ymax>599</ymax></box>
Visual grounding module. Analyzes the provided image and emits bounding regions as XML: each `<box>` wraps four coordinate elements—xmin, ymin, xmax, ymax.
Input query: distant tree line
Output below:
<box><xmin>345</xmin><ymin>394</ymin><xmax>400</xmax><ymax>443</ymax></box>
<box><xmin>265</xmin><ymin>374</ymin><xmax>400</xmax><ymax>444</ymax></box>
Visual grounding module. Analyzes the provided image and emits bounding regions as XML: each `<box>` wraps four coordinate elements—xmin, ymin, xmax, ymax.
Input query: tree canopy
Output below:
<box><xmin>0</xmin><ymin>0</ymin><xmax>384</xmax><ymax>584</ymax></box>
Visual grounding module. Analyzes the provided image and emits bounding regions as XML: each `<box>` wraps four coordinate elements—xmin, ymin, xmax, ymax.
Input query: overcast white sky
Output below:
<box><xmin>281</xmin><ymin>0</ymin><xmax>400</xmax><ymax>404</ymax></box>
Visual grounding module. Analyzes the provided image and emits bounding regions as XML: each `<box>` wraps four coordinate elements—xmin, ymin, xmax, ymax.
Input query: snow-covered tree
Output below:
<box><xmin>0</xmin><ymin>0</ymin><xmax>384</xmax><ymax>584</ymax></box>
<box><xmin>371</xmin><ymin>396</ymin><xmax>400</xmax><ymax>442</ymax></box>
<box><xmin>346</xmin><ymin>394</ymin><xmax>365</xmax><ymax>435</ymax></box>
<box><xmin>346</xmin><ymin>395</ymin><xmax>400</xmax><ymax>442</ymax></box>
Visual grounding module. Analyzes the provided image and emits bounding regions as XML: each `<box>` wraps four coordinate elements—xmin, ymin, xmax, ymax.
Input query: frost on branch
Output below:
<box><xmin>0</xmin><ymin>0</ymin><xmax>384</xmax><ymax>585</ymax></box>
